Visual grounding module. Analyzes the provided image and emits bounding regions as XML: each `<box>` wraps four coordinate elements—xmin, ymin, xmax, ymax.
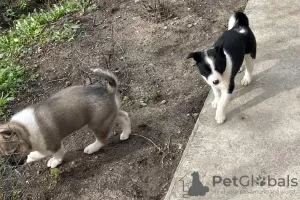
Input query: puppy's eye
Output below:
<box><xmin>205</xmin><ymin>66</ymin><xmax>211</xmax><ymax>73</ymax></box>
<box><xmin>215</xmin><ymin>65</ymin><xmax>225</xmax><ymax>73</ymax></box>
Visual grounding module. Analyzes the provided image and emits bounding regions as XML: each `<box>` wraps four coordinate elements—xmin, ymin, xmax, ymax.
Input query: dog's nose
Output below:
<box><xmin>213</xmin><ymin>80</ymin><xmax>220</xmax><ymax>85</ymax></box>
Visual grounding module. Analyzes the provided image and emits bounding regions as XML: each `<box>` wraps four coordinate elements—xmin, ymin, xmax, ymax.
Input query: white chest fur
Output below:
<box><xmin>11</xmin><ymin>108</ymin><xmax>47</xmax><ymax>151</ymax></box>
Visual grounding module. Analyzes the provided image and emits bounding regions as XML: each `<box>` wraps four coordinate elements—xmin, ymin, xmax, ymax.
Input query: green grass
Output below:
<box><xmin>0</xmin><ymin>0</ymin><xmax>97</xmax><ymax>120</ymax></box>
<box><xmin>50</xmin><ymin>167</ymin><xmax>61</xmax><ymax>183</ymax></box>
<box><xmin>12</xmin><ymin>189</ymin><xmax>22</xmax><ymax>200</ymax></box>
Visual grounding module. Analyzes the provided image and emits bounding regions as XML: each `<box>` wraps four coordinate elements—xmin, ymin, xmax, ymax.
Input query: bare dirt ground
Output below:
<box><xmin>2</xmin><ymin>0</ymin><xmax>247</xmax><ymax>199</ymax></box>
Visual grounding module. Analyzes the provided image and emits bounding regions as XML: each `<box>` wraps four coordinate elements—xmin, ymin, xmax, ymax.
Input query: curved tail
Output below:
<box><xmin>228</xmin><ymin>11</ymin><xmax>249</xmax><ymax>30</ymax></box>
<box><xmin>93</xmin><ymin>68</ymin><xmax>118</xmax><ymax>94</ymax></box>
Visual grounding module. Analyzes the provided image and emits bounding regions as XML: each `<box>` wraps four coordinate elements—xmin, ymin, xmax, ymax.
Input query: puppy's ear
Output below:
<box><xmin>187</xmin><ymin>52</ymin><xmax>203</xmax><ymax>62</ymax></box>
<box><xmin>214</xmin><ymin>43</ymin><xmax>225</xmax><ymax>56</ymax></box>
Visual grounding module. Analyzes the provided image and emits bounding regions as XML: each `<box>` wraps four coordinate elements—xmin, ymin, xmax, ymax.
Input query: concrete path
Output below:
<box><xmin>165</xmin><ymin>0</ymin><xmax>300</xmax><ymax>199</ymax></box>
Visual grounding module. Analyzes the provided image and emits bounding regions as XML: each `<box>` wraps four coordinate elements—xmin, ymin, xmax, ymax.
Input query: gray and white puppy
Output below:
<box><xmin>0</xmin><ymin>69</ymin><xmax>131</xmax><ymax>168</ymax></box>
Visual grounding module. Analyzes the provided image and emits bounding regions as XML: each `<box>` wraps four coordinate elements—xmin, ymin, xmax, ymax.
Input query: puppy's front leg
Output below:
<box><xmin>215</xmin><ymin>90</ymin><xmax>231</xmax><ymax>124</ymax></box>
<box><xmin>47</xmin><ymin>144</ymin><xmax>64</xmax><ymax>168</ymax></box>
<box><xmin>212</xmin><ymin>87</ymin><xmax>221</xmax><ymax>109</ymax></box>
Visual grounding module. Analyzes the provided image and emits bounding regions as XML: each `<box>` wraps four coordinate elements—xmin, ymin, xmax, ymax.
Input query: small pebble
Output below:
<box><xmin>65</xmin><ymin>81</ymin><xmax>71</xmax><ymax>87</ymax></box>
<box><xmin>140</xmin><ymin>101</ymin><xmax>147</xmax><ymax>107</ymax></box>
<box><xmin>192</xmin><ymin>113</ymin><xmax>199</xmax><ymax>118</ymax></box>
<box><xmin>85</xmin><ymin>78</ymin><xmax>91</xmax><ymax>85</ymax></box>
<box><xmin>161</xmin><ymin>100</ymin><xmax>167</xmax><ymax>104</ymax></box>
<box><xmin>140</xmin><ymin>103</ymin><xmax>147</xmax><ymax>107</ymax></box>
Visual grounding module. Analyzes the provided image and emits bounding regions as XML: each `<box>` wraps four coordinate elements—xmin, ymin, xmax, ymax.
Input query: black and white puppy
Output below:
<box><xmin>187</xmin><ymin>12</ymin><xmax>256</xmax><ymax>124</ymax></box>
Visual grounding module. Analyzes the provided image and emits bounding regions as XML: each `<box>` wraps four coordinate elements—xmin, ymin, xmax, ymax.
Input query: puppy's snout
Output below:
<box><xmin>213</xmin><ymin>80</ymin><xmax>220</xmax><ymax>85</ymax></box>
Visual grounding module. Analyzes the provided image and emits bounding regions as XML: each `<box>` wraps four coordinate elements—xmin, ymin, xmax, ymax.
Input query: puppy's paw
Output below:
<box><xmin>212</xmin><ymin>99</ymin><xmax>219</xmax><ymax>109</ymax></box>
<box><xmin>47</xmin><ymin>157</ymin><xmax>62</xmax><ymax>168</ymax></box>
<box><xmin>241</xmin><ymin>76</ymin><xmax>251</xmax><ymax>86</ymax></box>
<box><xmin>26</xmin><ymin>156</ymin><xmax>35</xmax><ymax>163</ymax></box>
<box><xmin>215</xmin><ymin>111</ymin><xmax>226</xmax><ymax>124</ymax></box>
<box><xmin>120</xmin><ymin>132</ymin><xmax>130</xmax><ymax>141</ymax></box>
<box><xmin>26</xmin><ymin>152</ymin><xmax>38</xmax><ymax>163</ymax></box>
<box><xmin>26</xmin><ymin>151</ymin><xmax>45</xmax><ymax>163</ymax></box>
<box><xmin>84</xmin><ymin>141</ymin><xmax>103</xmax><ymax>154</ymax></box>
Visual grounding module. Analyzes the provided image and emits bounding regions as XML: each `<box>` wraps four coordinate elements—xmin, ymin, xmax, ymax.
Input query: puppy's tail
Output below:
<box><xmin>93</xmin><ymin>68</ymin><xmax>118</xmax><ymax>94</ymax></box>
<box><xmin>228</xmin><ymin>12</ymin><xmax>249</xmax><ymax>30</ymax></box>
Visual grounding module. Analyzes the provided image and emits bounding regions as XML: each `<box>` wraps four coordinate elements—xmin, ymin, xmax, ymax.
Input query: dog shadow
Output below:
<box><xmin>226</xmin><ymin>43</ymin><xmax>300</xmax><ymax>119</ymax></box>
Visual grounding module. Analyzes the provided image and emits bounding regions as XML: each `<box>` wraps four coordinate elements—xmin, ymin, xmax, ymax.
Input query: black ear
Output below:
<box><xmin>186</xmin><ymin>52</ymin><xmax>203</xmax><ymax>62</ymax></box>
<box><xmin>214</xmin><ymin>43</ymin><xmax>225</xmax><ymax>56</ymax></box>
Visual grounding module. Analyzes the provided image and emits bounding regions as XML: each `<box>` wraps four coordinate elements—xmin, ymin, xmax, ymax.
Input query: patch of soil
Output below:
<box><xmin>4</xmin><ymin>0</ymin><xmax>247</xmax><ymax>199</ymax></box>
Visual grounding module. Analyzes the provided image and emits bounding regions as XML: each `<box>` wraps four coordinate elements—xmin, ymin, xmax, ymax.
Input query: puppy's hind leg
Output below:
<box><xmin>238</xmin><ymin>65</ymin><xmax>245</xmax><ymax>73</ymax></box>
<box><xmin>241</xmin><ymin>54</ymin><xmax>254</xmax><ymax>86</ymax></box>
<box><xmin>117</xmin><ymin>110</ymin><xmax>131</xmax><ymax>141</ymax></box>
<box><xmin>84</xmin><ymin>131</ymin><xmax>108</xmax><ymax>155</ymax></box>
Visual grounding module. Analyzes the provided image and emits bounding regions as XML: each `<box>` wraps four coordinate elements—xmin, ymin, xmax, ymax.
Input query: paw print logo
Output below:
<box><xmin>255</xmin><ymin>175</ymin><xmax>266</xmax><ymax>186</ymax></box>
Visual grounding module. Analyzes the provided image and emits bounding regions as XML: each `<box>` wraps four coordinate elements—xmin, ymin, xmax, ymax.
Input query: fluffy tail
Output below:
<box><xmin>93</xmin><ymin>68</ymin><xmax>118</xmax><ymax>94</ymax></box>
<box><xmin>228</xmin><ymin>12</ymin><xmax>249</xmax><ymax>30</ymax></box>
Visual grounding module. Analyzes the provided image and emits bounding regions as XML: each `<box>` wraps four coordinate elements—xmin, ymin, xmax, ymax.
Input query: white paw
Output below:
<box><xmin>47</xmin><ymin>157</ymin><xmax>62</xmax><ymax>168</ymax></box>
<box><xmin>26</xmin><ymin>156</ymin><xmax>35</xmax><ymax>163</ymax></box>
<box><xmin>215</xmin><ymin>111</ymin><xmax>226</xmax><ymax>124</ymax></box>
<box><xmin>212</xmin><ymin>99</ymin><xmax>219</xmax><ymax>109</ymax></box>
<box><xmin>26</xmin><ymin>151</ymin><xmax>44</xmax><ymax>163</ymax></box>
<box><xmin>26</xmin><ymin>152</ymin><xmax>37</xmax><ymax>163</ymax></box>
<box><xmin>84</xmin><ymin>141</ymin><xmax>103</xmax><ymax>154</ymax></box>
<box><xmin>120</xmin><ymin>132</ymin><xmax>130</xmax><ymax>141</ymax></box>
<box><xmin>241</xmin><ymin>76</ymin><xmax>251</xmax><ymax>86</ymax></box>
